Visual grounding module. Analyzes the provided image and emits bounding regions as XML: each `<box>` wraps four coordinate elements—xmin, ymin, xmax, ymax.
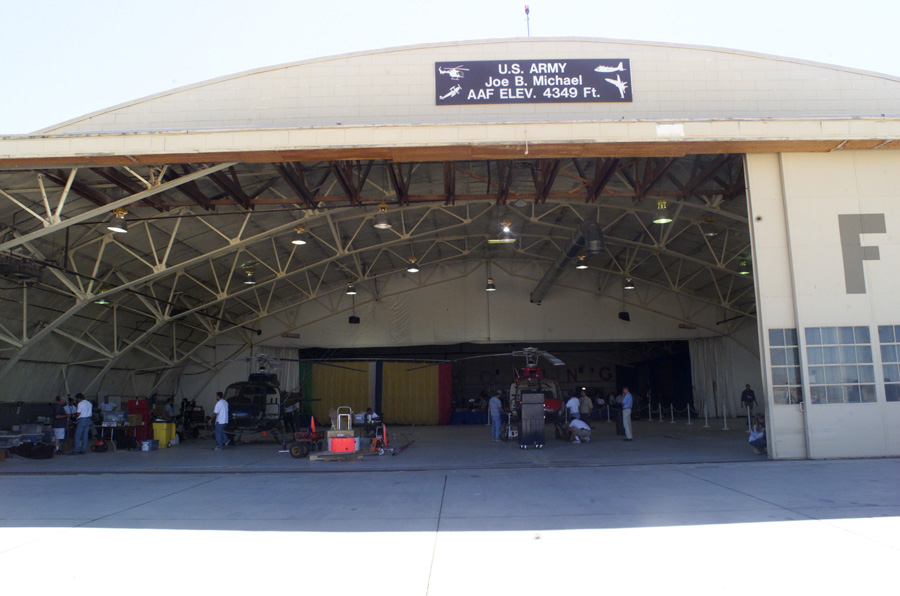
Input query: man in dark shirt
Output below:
<box><xmin>740</xmin><ymin>384</ymin><xmax>757</xmax><ymax>414</ymax></box>
<box><xmin>51</xmin><ymin>396</ymin><xmax>68</xmax><ymax>452</ymax></box>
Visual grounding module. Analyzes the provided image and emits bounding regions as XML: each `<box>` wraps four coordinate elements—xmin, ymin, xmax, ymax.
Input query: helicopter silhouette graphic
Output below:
<box><xmin>438</xmin><ymin>65</ymin><xmax>469</xmax><ymax>80</ymax></box>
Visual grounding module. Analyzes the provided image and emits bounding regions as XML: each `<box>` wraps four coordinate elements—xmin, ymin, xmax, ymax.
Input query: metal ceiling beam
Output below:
<box><xmin>209</xmin><ymin>168</ymin><xmax>253</xmax><ymax>209</ymax></box>
<box><xmin>585</xmin><ymin>158</ymin><xmax>620</xmax><ymax>202</ymax></box>
<box><xmin>275</xmin><ymin>163</ymin><xmax>316</xmax><ymax>208</ymax></box>
<box><xmin>90</xmin><ymin>168</ymin><xmax>166</xmax><ymax>211</ymax></box>
<box><xmin>0</xmin><ymin>162</ymin><xmax>236</xmax><ymax>253</ymax></box>
<box><xmin>443</xmin><ymin>162</ymin><xmax>456</xmax><ymax>205</ymax></box>
<box><xmin>163</xmin><ymin>166</ymin><xmax>213</xmax><ymax>210</ymax></box>
<box><xmin>387</xmin><ymin>163</ymin><xmax>409</xmax><ymax>205</ymax></box>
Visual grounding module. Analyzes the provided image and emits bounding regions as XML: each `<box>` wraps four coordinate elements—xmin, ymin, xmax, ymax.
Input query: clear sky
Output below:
<box><xmin>1</xmin><ymin>0</ymin><xmax>896</xmax><ymax>134</ymax></box>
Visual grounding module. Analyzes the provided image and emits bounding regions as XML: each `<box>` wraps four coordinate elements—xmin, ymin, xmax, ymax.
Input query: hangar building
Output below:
<box><xmin>1</xmin><ymin>38</ymin><xmax>898</xmax><ymax>460</ymax></box>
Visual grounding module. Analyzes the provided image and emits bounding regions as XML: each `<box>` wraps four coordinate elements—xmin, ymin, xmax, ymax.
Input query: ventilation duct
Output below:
<box><xmin>530</xmin><ymin>220</ymin><xmax>604</xmax><ymax>304</ymax></box>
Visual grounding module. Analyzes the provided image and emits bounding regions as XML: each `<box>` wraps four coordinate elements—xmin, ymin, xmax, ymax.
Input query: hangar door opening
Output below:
<box><xmin>278</xmin><ymin>151</ymin><xmax>761</xmax><ymax>458</ymax></box>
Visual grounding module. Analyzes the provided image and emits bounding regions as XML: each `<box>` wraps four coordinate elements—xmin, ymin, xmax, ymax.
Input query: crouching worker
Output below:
<box><xmin>568</xmin><ymin>418</ymin><xmax>592</xmax><ymax>444</ymax></box>
<box><xmin>749</xmin><ymin>414</ymin><xmax>767</xmax><ymax>454</ymax></box>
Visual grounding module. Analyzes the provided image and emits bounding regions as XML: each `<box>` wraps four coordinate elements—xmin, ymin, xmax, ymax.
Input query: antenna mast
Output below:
<box><xmin>525</xmin><ymin>5</ymin><xmax>530</xmax><ymax>37</ymax></box>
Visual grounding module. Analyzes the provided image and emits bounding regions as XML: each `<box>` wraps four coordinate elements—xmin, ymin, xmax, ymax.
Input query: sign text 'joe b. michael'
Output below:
<box><xmin>435</xmin><ymin>59</ymin><xmax>633</xmax><ymax>105</ymax></box>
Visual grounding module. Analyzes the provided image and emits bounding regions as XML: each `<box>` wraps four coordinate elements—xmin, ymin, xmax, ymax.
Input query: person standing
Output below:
<box><xmin>488</xmin><ymin>391</ymin><xmax>503</xmax><ymax>442</ymax></box>
<box><xmin>51</xmin><ymin>396</ymin><xmax>68</xmax><ymax>452</ymax></box>
<box><xmin>70</xmin><ymin>393</ymin><xmax>92</xmax><ymax>455</ymax></box>
<box><xmin>621</xmin><ymin>385</ymin><xmax>633</xmax><ymax>441</ymax></box>
<box><xmin>163</xmin><ymin>398</ymin><xmax>176</xmax><ymax>422</ymax></box>
<box><xmin>740</xmin><ymin>384</ymin><xmax>758</xmax><ymax>414</ymax></box>
<box><xmin>579</xmin><ymin>389</ymin><xmax>592</xmax><ymax>421</ymax></box>
<box><xmin>99</xmin><ymin>396</ymin><xmax>117</xmax><ymax>414</ymax></box>
<box><xmin>213</xmin><ymin>391</ymin><xmax>229</xmax><ymax>450</ymax></box>
<box><xmin>565</xmin><ymin>392</ymin><xmax>580</xmax><ymax>421</ymax></box>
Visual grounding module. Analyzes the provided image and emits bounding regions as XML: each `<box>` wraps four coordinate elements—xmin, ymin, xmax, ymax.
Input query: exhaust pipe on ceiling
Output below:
<box><xmin>530</xmin><ymin>220</ymin><xmax>604</xmax><ymax>305</ymax></box>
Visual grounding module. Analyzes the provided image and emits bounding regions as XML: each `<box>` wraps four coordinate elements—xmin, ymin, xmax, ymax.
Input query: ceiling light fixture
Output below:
<box><xmin>346</xmin><ymin>284</ymin><xmax>357</xmax><ymax>295</ymax></box>
<box><xmin>575</xmin><ymin>255</ymin><xmax>588</xmax><ymax>270</ymax></box>
<box><xmin>407</xmin><ymin>256</ymin><xmax>420</xmax><ymax>273</ymax></box>
<box><xmin>291</xmin><ymin>224</ymin><xmax>307</xmax><ymax>245</ymax></box>
<box><xmin>623</xmin><ymin>276</ymin><xmax>636</xmax><ymax>290</ymax></box>
<box><xmin>652</xmin><ymin>200</ymin><xmax>673</xmax><ymax>224</ymax></box>
<box><xmin>94</xmin><ymin>287</ymin><xmax>110</xmax><ymax>305</ymax></box>
<box><xmin>702</xmin><ymin>216</ymin><xmax>719</xmax><ymax>237</ymax></box>
<box><xmin>488</xmin><ymin>219</ymin><xmax>516</xmax><ymax>244</ymax></box>
<box><xmin>107</xmin><ymin>208</ymin><xmax>128</xmax><ymax>233</ymax></box>
<box><xmin>485</xmin><ymin>277</ymin><xmax>497</xmax><ymax>292</ymax></box>
<box><xmin>739</xmin><ymin>257</ymin><xmax>751</xmax><ymax>275</ymax></box>
<box><xmin>243</xmin><ymin>268</ymin><xmax>256</xmax><ymax>285</ymax></box>
<box><xmin>373</xmin><ymin>204</ymin><xmax>392</xmax><ymax>230</ymax></box>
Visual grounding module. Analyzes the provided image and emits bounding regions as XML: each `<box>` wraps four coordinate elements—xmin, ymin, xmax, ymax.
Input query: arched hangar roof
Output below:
<box><xmin>35</xmin><ymin>37</ymin><xmax>900</xmax><ymax>135</ymax></box>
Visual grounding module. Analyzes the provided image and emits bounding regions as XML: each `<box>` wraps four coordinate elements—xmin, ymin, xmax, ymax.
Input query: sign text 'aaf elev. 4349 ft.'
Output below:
<box><xmin>434</xmin><ymin>59</ymin><xmax>632</xmax><ymax>105</ymax></box>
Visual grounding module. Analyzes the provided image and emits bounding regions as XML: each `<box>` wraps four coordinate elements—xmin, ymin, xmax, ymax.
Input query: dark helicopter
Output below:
<box><xmin>223</xmin><ymin>354</ymin><xmax>307</xmax><ymax>443</ymax></box>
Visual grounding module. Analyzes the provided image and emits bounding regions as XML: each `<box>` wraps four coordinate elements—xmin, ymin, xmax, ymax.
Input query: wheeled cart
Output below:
<box><xmin>518</xmin><ymin>392</ymin><xmax>545</xmax><ymax>449</ymax></box>
<box><xmin>288</xmin><ymin>416</ymin><xmax>325</xmax><ymax>458</ymax></box>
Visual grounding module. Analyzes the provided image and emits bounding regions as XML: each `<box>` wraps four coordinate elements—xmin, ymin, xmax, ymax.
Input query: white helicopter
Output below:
<box><xmin>438</xmin><ymin>65</ymin><xmax>469</xmax><ymax>80</ymax></box>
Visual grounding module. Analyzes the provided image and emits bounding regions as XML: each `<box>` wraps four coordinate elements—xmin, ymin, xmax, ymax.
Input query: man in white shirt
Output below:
<box><xmin>70</xmin><ymin>393</ymin><xmax>93</xmax><ymax>455</ymax></box>
<box><xmin>568</xmin><ymin>418</ymin><xmax>591</xmax><ymax>443</ymax></box>
<box><xmin>99</xmin><ymin>396</ymin><xmax>117</xmax><ymax>414</ymax></box>
<box><xmin>565</xmin><ymin>393</ymin><xmax>580</xmax><ymax>420</ymax></box>
<box><xmin>213</xmin><ymin>391</ymin><xmax>229</xmax><ymax>450</ymax></box>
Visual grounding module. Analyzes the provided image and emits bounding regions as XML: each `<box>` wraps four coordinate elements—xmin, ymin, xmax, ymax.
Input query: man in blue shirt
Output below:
<box><xmin>488</xmin><ymin>391</ymin><xmax>504</xmax><ymax>442</ymax></box>
<box><xmin>621</xmin><ymin>386</ymin><xmax>633</xmax><ymax>441</ymax></box>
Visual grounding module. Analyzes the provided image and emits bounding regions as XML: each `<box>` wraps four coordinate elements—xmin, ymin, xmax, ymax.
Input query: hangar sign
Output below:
<box><xmin>435</xmin><ymin>59</ymin><xmax>632</xmax><ymax>105</ymax></box>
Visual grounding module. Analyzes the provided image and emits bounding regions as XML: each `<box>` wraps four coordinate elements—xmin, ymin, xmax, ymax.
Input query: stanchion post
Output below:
<box><xmin>686</xmin><ymin>405</ymin><xmax>692</xmax><ymax>425</ymax></box>
<box><xmin>703</xmin><ymin>404</ymin><xmax>709</xmax><ymax>428</ymax></box>
<box><xmin>670</xmin><ymin>404</ymin><xmax>675</xmax><ymax>423</ymax></box>
<box><xmin>658</xmin><ymin>404</ymin><xmax>663</xmax><ymax>422</ymax></box>
<box><xmin>722</xmin><ymin>402</ymin><xmax>729</xmax><ymax>430</ymax></box>
<box><xmin>746</xmin><ymin>406</ymin><xmax>752</xmax><ymax>433</ymax></box>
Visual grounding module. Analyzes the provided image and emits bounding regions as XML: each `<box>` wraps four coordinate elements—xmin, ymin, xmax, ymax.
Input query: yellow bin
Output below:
<box><xmin>152</xmin><ymin>422</ymin><xmax>175</xmax><ymax>448</ymax></box>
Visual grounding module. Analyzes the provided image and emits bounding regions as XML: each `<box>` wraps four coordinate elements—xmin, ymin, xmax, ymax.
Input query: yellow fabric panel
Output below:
<box><xmin>382</xmin><ymin>362</ymin><xmax>440</xmax><ymax>425</ymax></box>
<box><xmin>310</xmin><ymin>362</ymin><xmax>369</xmax><ymax>422</ymax></box>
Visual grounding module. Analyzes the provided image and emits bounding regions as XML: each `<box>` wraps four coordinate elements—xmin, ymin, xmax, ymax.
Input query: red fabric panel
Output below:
<box><xmin>438</xmin><ymin>363</ymin><xmax>452</xmax><ymax>425</ymax></box>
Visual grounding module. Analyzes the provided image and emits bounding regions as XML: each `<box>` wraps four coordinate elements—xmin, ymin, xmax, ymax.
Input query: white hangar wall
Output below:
<box><xmin>748</xmin><ymin>149</ymin><xmax>900</xmax><ymax>458</ymax></box>
<box><xmin>251</xmin><ymin>260</ymin><xmax>753</xmax><ymax>347</ymax></box>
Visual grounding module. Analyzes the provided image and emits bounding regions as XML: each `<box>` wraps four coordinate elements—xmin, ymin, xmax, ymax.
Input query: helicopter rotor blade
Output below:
<box><xmin>539</xmin><ymin>352</ymin><xmax>566</xmax><ymax>366</ymax></box>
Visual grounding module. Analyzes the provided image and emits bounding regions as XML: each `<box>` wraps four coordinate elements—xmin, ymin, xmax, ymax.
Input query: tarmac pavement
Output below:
<box><xmin>1</xmin><ymin>420</ymin><xmax>898</xmax><ymax>594</ymax></box>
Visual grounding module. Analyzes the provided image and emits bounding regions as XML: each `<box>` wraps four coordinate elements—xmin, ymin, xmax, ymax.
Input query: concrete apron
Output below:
<box><xmin>1</xmin><ymin>419</ymin><xmax>898</xmax><ymax>594</ymax></box>
<box><xmin>0</xmin><ymin>418</ymin><xmax>765</xmax><ymax>474</ymax></box>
